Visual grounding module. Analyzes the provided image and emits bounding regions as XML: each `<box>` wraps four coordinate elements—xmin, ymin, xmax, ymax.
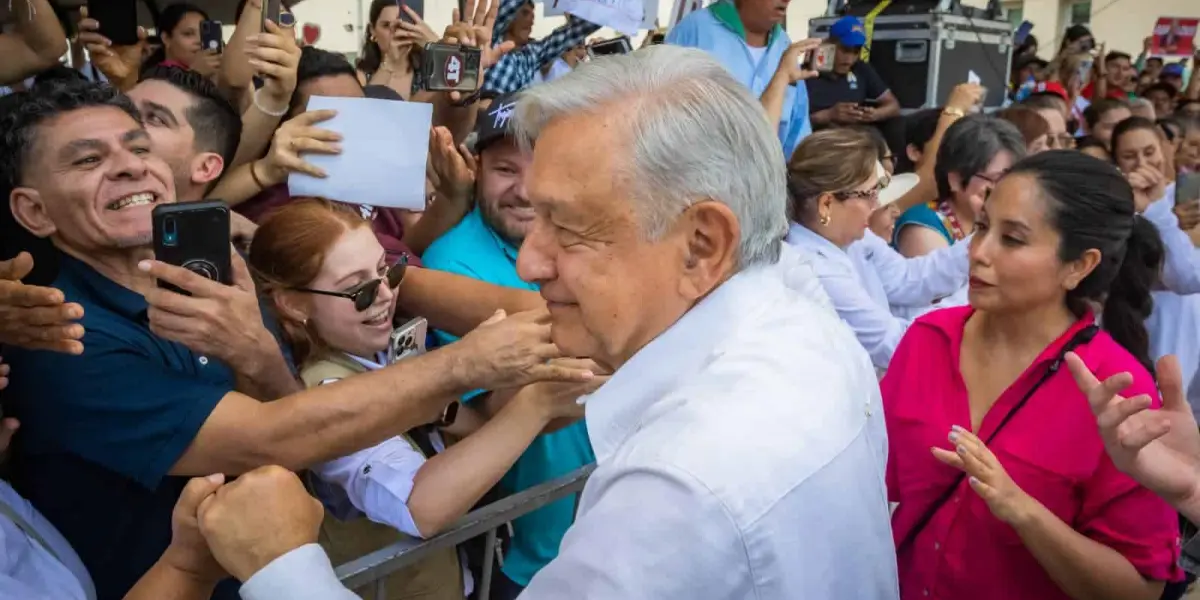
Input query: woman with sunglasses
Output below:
<box><xmin>248</xmin><ymin>199</ymin><xmax>600</xmax><ymax>599</ymax></box>
<box><xmin>784</xmin><ymin>129</ymin><xmax>971</xmax><ymax>371</ymax></box>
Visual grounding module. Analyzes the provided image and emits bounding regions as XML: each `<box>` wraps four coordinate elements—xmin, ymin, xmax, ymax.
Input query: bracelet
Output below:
<box><xmin>249</xmin><ymin>160</ymin><xmax>267</xmax><ymax>190</ymax></box>
<box><xmin>253</xmin><ymin>88</ymin><xmax>288</xmax><ymax>117</ymax></box>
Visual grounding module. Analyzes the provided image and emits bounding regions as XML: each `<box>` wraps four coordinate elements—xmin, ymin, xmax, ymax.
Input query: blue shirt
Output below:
<box><xmin>2</xmin><ymin>253</ymin><xmax>245</xmax><ymax>600</ymax></box>
<box><xmin>892</xmin><ymin>203</ymin><xmax>953</xmax><ymax>248</ymax></box>
<box><xmin>422</xmin><ymin>207</ymin><xmax>596</xmax><ymax>586</ymax></box>
<box><xmin>666</xmin><ymin>1</ymin><xmax>812</xmax><ymax>158</ymax></box>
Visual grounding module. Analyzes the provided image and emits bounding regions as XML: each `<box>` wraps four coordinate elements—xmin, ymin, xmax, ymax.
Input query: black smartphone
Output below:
<box><xmin>152</xmin><ymin>201</ymin><xmax>232</xmax><ymax>296</ymax></box>
<box><xmin>586</xmin><ymin>37</ymin><xmax>632</xmax><ymax>58</ymax></box>
<box><xmin>1178</xmin><ymin>172</ymin><xmax>1200</xmax><ymax>208</ymax></box>
<box><xmin>200</xmin><ymin>20</ymin><xmax>224</xmax><ymax>53</ymax></box>
<box><xmin>87</xmin><ymin>0</ymin><xmax>139</xmax><ymax>46</ymax></box>
<box><xmin>262</xmin><ymin>0</ymin><xmax>282</xmax><ymax>32</ymax></box>
<box><xmin>420</xmin><ymin>43</ymin><xmax>482</xmax><ymax>92</ymax></box>
<box><xmin>860</xmin><ymin>97</ymin><xmax>881</xmax><ymax>108</ymax></box>
<box><xmin>396</xmin><ymin>0</ymin><xmax>424</xmax><ymax>24</ymax></box>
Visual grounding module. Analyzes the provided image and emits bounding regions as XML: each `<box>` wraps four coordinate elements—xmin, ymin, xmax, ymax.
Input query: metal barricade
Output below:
<box><xmin>335</xmin><ymin>464</ymin><xmax>595</xmax><ymax>598</ymax></box>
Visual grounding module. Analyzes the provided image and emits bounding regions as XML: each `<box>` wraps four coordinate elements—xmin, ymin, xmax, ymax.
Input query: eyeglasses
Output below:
<box><xmin>833</xmin><ymin>188</ymin><xmax>880</xmax><ymax>203</ymax></box>
<box><xmin>292</xmin><ymin>257</ymin><xmax>408</xmax><ymax>312</ymax></box>
<box><xmin>1047</xmin><ymin>134</ymin><xmax>1076</xmax><ymax>149</ymax></box>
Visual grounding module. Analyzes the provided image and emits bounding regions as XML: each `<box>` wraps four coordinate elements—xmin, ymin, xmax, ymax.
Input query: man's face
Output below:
<box><xmin>1093</xmin><ymin>106</ymin><xmax>1132</xmax><ymax>149</ymax></box>
<box><xmin>127</xmin><ymin>80</ymin><xmax>200</xmax><ymax>197</ymax></box>
<box><xmin>1107</xmin><ymin>57</ymin><xmax>1133</xmax><ymax>89</ymax></box>
<box><xmin>477</xmin><ymin>140</ymin><xmax>534</xmax><ymax>246</ymax></box>
<box><xmin>1146</xmin><ymin>89</ymin><xmax>1174</xmax><ymax>117</ymax></box>
<box><xmin>516</xmin><ymin>111</ymin><xmax>698</xmax><ymax>370</ymax></box>
<box><xmin>291</xmin><ymin>74</ymin><xmax>364</xmax><ymax>117</ymax></box>
<box><xmin>11</xmin><ymin>107</ymin><xmax>174</xmax><ymax>254</ymax></box>
<box><xmin>833</xmin><ymin>44</ymin><xmax>859</xmax><ymax>75</ymax></box>
<box><xmin>742</xmin><ymin>0</ymin><xmax>789</xmax><ymax>29</ymax></box>
<box><xmin>508</xmin><ymin>3</ymin><xmax>536</xmax><ymax>46</ymax></box>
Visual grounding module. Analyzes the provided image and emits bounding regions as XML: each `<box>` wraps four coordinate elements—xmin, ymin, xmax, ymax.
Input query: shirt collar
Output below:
<box><xmin>708</xmin><ymin>0</ymin><xmax>784</xmax><ymax>46</ymax></box>
<box><xmin>477</xmin><ymin>206</ymin><xmax>521</xmax><ymax>263</ymax></box>
<box><xmin>583</xmin><ymin>243</ymin><xmax>818</xmax><ymax>462</ymax></box>
<box><xmin>57</xmin><ymin>252</ymin><xmax>149</xmax><ymax>320</ymax></box>
<box><xmin>915</xmin><ymin>305</ymin><xmax>1099</xmax><ymax>371</ymax></box>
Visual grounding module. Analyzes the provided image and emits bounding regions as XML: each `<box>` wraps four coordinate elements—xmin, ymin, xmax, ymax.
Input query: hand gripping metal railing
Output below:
<box><xmin>335</xmin><ymin>464</ymin><xmax>595</xmax><ymax>598</ymax></box>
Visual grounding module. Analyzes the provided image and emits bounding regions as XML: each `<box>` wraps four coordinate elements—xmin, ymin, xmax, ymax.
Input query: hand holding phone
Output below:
<box><xmin>1175</xmin><ymin>172</ymin><xmax>1200</xmax><ymax>231</ymax></box>
<box><xmin>200</xmin><ymin>20</ymin><xmax>224</xmax><ymax>54</ymax></box>
<box><xmin>420</xmin><ymin>43</ymin><xmax>482</xmax><ymax>92</ymax></box>
<box><xmin>86</xmin><ymin>0</ymin><xmax>140</xmax><ymax>46</ymax></box>
<box><xmin>152</xmin><ymin>201</ymin><xmax>233</xmax><ymax>295</ymax></box>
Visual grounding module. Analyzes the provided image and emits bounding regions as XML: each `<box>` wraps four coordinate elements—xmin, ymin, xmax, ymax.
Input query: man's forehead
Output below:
<box><xmin>129</xmin><ymin>79</ymin><xmax>193</xmax><ymax>109</ymax></box>
<box><xmin>39</xmin><ymin>106</ymin><xmax>143</xmax><ymax>147</ymax></box>
<box><xmin>529</xmin><ymin>114</ymin><xmax>624</xmax><ymax>205</ymax></box>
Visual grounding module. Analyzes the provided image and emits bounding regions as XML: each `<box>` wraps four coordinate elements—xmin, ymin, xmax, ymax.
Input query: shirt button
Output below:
<box><xmin>934</xmin><ymin>542</ymin><xmax>940</xmax><ymax>551</ymax></box>
<box><xmin>198</xmin><ymin>356</ymin><xmax>209</xmax><ymax>366</ymax></box>
<box><xmin>923</xmin><ymin>589</ymin><xmax>930</xmax><ymax>597</ymax></box>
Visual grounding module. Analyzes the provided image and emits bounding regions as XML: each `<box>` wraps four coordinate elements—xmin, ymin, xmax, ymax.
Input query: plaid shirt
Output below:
<box><xmin>483</xmin><ymin>0</ymin><xmax>600</xmax><ymax>95</ymax></box>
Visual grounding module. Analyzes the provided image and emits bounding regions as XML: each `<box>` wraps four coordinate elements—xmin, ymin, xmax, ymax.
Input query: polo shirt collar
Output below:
<box><xmin>58</xmin><ymin>251</ymin><xmax>148</xmax><ymax>319</ymax></box>
<box><xmin>582</xmin><ymin>244</ymin><xmax>795</xmax><ymax>462</ymax></box>
<box><xmin>708</xmin><ymin>0</ymin><xmax>784</xmax><ymax>46</ymax></box>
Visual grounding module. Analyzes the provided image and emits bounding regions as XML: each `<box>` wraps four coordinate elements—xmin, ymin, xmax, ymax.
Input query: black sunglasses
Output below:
<box><xmin>293</xmin><ymin>257</ymin><xmax>407</xmax><ymax>312</ymax></box>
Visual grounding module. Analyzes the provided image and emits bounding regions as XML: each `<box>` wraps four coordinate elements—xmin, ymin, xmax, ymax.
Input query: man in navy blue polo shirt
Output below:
<box><xmin>0</xmin><ymin>81</ymin><xmax>595</xmax><ymax>600</ymax></box>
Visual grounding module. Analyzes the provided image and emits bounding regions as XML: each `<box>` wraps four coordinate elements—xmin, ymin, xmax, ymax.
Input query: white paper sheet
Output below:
<box><xmin>287</xmin><ymin>96</ymin><xmax>432</xmax><ymax>211</ymax></box>
<box><xmin>545</xmin><ymin>0</ymin><xmax>645</xmax><ymax>36</ymax></box>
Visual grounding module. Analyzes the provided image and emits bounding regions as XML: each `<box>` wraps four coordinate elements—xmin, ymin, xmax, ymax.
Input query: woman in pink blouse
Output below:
<box><xmin>883</xmin><ymin>150</ymin><xmax>1182</xmax><ymax>600</ymax></box>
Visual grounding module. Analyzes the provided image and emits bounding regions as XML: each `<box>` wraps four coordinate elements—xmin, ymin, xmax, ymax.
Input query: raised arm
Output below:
<box><xmin>0</xmin><ymin>0</ymin><xmax>67</xmax><ymax>86</ymax></box>
<box><xmin>397</xmin><ymin>267</ymin><xmax>544</xmax><ymax>336</ymax></box>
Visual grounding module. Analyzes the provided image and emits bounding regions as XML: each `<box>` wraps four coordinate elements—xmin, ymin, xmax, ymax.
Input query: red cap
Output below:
<box><xmin>1030</xmin><ymin>81</ymin><xmax>1069</xmax><ymax>101</ymax></box>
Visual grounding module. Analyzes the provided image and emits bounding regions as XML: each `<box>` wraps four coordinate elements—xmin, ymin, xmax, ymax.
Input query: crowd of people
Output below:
<box><xmin>2</xmin><ymin>0</ymin><xmax>1200</xmax><ymax>599</ymax></box>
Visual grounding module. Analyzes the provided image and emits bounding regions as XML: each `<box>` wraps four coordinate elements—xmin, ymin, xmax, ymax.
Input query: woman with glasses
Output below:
<box><xmin>248</xmin><ymin>198</ymin><xmax>597</xmax><ymax>600</ymax></box>
<box><xmin>784</xmin><ymin>129</ymin><xmax>970</xmax><ymax>370</ymax></box>
<box><xmin>893</xmin><ymin>116</ymin><xmax>1026</xmax><ymax>259</ymax></box>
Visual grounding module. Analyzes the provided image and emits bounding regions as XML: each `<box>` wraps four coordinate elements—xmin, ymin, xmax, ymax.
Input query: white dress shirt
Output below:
<box><xmin>1142</xmin><ymin>184</ymin><xmax>1200</xmax><ymax>418</ymax></box>
<box><xmin>520</xmin><ymin>244</ymin><xmax>900</xmax><ymax>600</ymax></box>
<box><xmin>241</xmin><ymin>544</ymin><xmax>359</xmax><ymax>600</ymax></box>
<box><xmin>0</xmin><ymin>481</ymin><xmax>94</xmax><ymax>600</ymax></box>
<box><xmin>785</xmin><ymin>224</ymin><xmax>969</xmax><ymax>369</ymax></box>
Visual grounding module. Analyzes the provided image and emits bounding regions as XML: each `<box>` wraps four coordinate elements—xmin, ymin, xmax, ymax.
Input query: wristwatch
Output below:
<box><xmin>942</xmin><ymin>106</ymin><xmax>966</xmax><ymax>119</ymax></box>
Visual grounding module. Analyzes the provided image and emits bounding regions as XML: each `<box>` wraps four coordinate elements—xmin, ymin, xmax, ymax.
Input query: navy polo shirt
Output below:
<box><xmin>804</xmin><ymin>60</ymin><xmax>890</xmax><ymax>114</ymax></box>
<box><xmin>3</xmin><ymin>252</ymin><xmax>244</xmax><ymax>600</ymax></box>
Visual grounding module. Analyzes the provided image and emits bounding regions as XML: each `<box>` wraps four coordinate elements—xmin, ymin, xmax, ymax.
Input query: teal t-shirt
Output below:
<box><xmin>891</xmin><ymin>203</ymin><xmax>953</xmax><ymax>248</ymax></box>
<box><xmin>422</xmin><ymin>207</ymin><xmax>596</xmax><ymax>586</ymax></box>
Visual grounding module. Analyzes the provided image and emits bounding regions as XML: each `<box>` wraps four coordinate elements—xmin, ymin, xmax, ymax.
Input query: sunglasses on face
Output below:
<box><xmin>293</xmin><ymin>257</ymin><xmax>408</xmax><ymax>312</ymax></box>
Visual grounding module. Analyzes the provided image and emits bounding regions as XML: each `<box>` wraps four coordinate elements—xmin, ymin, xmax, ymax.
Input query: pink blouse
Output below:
<box><xmin>883</xmin><ymin>306</ymin><xmax>1182</xmax><ymax>600</ymax></box>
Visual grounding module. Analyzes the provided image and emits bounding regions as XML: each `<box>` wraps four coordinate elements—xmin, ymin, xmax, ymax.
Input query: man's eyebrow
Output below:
<box><xmin>57</xmin><ymin>138</ymin><xmax>107</xmax><ymax>162</ymax></box>
<box><xmin>122</xmin><ymin>128</ymin><xmax>151</xmax><ymax>144</ymax></box>
<box><xmin>141</xmin><ymin>100</ymin><xmax>179</xmax><ymax>127</ymax></box>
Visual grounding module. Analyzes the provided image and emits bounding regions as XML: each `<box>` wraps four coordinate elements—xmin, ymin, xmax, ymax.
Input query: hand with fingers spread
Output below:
<box><xmin>448</xmin><ymin>0</ymin><xmax>516</xmax><ymax>71</ymax></box>
<box><xmin>140</xmin><ymin>252</ymin><xmax>278</xmax><ymax>373</ymax></box>
<box><xmin>427</xmin><ymin>126</ymin><xmax>477</xmax><ymax>204</ymax></box>
<box><xmin>395</xmin><ymin>6</ymin><xmax>442</xmax><ymax>48</ymax></box>
<box><xmin>254</xmin><ymin>109</ymin><xmax>343</xmax><ymax>185</ymax></box>
<box><xmin>0</xmin><ymin>253</ymin><xmax>85</xmax><ymax>354</ymax></box>
<box><xmin>1066</xmin><ymin>353</ymin><xmax>1200</xmax><ymax>520</ymax></box>
<box><xmin>452</xmin><ymin>309</ymin><xmax>596</xmax><ymax>391</ymax></box>
<box><xmin>77</xmin><ymin>6</ymin><xmax>147</xmax><ymax>89</ymax></box>
<box><xmin>246</xmin><ymin>19</ymin><xmax>302</xmax><ymax>113</ymax></box>
<box><xmin>772</xmin><ymin>39</ymin><xmax>822</xmax><ymax>85</ymax></box>
<box><xmin>931</xmin><ymin>425</ymin><xmax>1039</xmax><ymax>526</ymax></box>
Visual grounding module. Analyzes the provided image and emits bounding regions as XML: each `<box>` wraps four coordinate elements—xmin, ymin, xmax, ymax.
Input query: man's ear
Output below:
<box><xmin>677</xmin><ymin>200</ymin><xmax>739</xmax><ymax>302</ymax></box>
<box><xmin>10</xmin><ymin>188</ymin><xmax>57</xmax><ymax>239</ymax></box>
<box><xmin>190</xmin><ymin>152</ymin><xmax>225</xmax><ymax>188</ymax></box>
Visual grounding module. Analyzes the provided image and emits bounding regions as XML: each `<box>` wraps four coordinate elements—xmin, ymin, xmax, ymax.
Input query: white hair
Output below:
<box><xmin>509</xmin><ymin>45</ymin><xmax>788</xmax><ymax>269</ymax></box>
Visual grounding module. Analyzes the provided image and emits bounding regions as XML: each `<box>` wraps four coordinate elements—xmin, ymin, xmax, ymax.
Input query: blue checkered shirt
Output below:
<box><xmin>483</xmin><ymin>0</ymin><xmax>600</xmax><ymax>95</ymax></box>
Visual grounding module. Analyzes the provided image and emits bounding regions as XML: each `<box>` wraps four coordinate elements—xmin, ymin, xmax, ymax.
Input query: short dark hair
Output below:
<box><xmin>1147</xmin><ymin>56</ymin><xmax>1164</xmax><ymax>66</ymax></box>
<box><xmin>1104</xmin><ymin>51</ymin><xmax>1132</xmax><ymax>65</ymax></box>
<box><xmin>139</xmin><ymin>65</ymin><xmax>242</xmax><ymax>170</ymax></box>
<box><xmin>1110</xmin><ymin>116</ymin><xmax>1159</xmax><ymax>159</ymax></box>
<box><xmin>157</xmin><ymin>2</ymin><xmax>209</xmax><ymax>36</ymax></box>
<box><xmin>934</xmin><ymin>115</ymin><xmax>1027</xmax><ymax>199</ymax></box>
<box><xmin>293</xmin><ymin>46</ymin><xmax>360</xmax><ymax>112</ymax></box>
<box><xmin>0</xmin><ymin>81</ymin><xmax>141</xmax><ymax>191</ymax></box>
<box><xmin>897</xmin><ymin>108</ymin><xmax>941</xmax><ymax>174</ymax></box>
<box><xmin>1142</xmin><ymin>82</ymin><xmax>1178</xmax><ymax>99</ymax></box>
<box><xmin>33</xmin><ymin>64</ymin><xmax>89</xmax><ymax>87</ymax></box>
<box><xmin>1020</xmin><ymin>93</ymin><xmax>1067</xmax><ymax>112</ymax></box>
<box><xmin>1009</xmin><ymin>151</ymin><xmax>1162</xmax><ymax>374</ymax></box>
<box><xmin>1083</xmin><ymin>97</ymin><xmax>1129</xmax><ymax>129</ymax></box>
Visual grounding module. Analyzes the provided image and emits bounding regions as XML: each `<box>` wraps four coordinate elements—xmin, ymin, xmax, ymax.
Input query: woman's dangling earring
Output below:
<box><xmin>820</xmin><ymin>212</ymin><xmax>832</xmax><ymax>226</ymax></box>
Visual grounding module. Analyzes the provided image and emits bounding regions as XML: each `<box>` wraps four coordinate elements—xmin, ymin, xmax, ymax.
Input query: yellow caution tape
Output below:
<box><xmin>861</xmin><ymin>0</ymin><xmax>893</xmax><ymax>62</ymax></box>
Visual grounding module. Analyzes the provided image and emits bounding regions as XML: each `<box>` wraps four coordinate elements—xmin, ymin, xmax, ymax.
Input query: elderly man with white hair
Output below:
<box><xmin>512</xmin><ymin>45</ymin><xmax>899</xmax><ymax>599</ymax></box>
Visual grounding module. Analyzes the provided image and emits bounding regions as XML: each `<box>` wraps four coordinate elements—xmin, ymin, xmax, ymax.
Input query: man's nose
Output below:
<box><xmin>517</xmin><ymin>221</ymin><xmax>557</xmax><ymax>285</ymax></box>
<box><xmin>109</xmin><ymin>149</ymin><xmax>149</xmax><ymax>180</ymax></box>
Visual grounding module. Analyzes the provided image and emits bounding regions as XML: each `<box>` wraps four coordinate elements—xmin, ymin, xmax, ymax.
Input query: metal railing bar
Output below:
<box><xmin>335</xmin><ymin>464</ymin><xmax>594</xmax><ymax>590</ymax></box>
<box><xmin>479</xmin><ymin>528</ymin><xmax>498</xmax><ymax>598</ymax></box>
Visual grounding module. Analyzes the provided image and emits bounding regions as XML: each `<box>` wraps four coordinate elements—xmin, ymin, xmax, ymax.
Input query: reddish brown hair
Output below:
<box><xmin>248</xmin><ymin>198</ymin><xmax>370</xmax><ymax>365</ymax></box>
<box><xmin>997</xmin><ymin>106</ymin><xmax>1051</xmax><ymax>148</ymax></box>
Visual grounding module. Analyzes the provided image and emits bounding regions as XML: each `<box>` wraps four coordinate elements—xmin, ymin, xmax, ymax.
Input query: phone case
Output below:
<box><xmin>387</xmin><ymin>318</ymin><xmax>429</xmax><ymax>364</ymax></box>
<box><xmin>200</xmin><ymin>21</ymin><xmax>224</xmax><ymax>53</ymax></box>
<box><xmin>421</xmin><ymin>44</ymin><xmax>482</xmax><ymax>92</ymax></box>
<box><xmin>87</xmin><ymin>0</ymin><xmax>140</xmax><ymax>46</ymax></box>
<box><xmin>152</xmin><ymin>201</ymin><xmax>232</xmax><ymax>295</ymax></box>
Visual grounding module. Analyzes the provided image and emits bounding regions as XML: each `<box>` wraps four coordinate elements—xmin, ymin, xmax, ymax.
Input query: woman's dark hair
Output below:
<box><xmin>934</xmin><ymin>115</ymin><xmax>1026</xmax><ymax>200</ymax></box>
<box><xmin>143</xmin><ymin>2</ymin><xmax>209</xmax><ymax>69</ymax></box>
<box><xmin>357</xmin><ymin>0</ymin><xmax>402</xmax><ymax>77</ymax></box>
<box><xmin>1076</xmin><ymin>136</ymin><xmax>1107</xmax><ymax>152</ymax></box>
<box><xmin>1008</xmin><ymin>150</ymin><xmax>1163</xmax><ymax>374</ymax></box>
<box><xmin>1082</xmin><ymin>98</ymin><xmax>1129</xmax><ymax>130</ymax></box>
<box><xmin>1109</xmin><ymin>116</ymin><xmax>1158</xmax><ymax>160</ymax></box>
<box><xmin>897</xmin><ymin>108</ymin><xmax>941</xmax><ymax>174</ymax></box>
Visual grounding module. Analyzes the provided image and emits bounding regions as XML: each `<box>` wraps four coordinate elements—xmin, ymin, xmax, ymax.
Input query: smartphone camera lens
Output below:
<box><xmin>163</xmin><ymin>218</ymin><xmax>178</xmax><ymax>246</ymax></box>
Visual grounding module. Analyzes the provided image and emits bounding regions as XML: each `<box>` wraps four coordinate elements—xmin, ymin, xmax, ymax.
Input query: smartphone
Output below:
<box><xmin>152</xmin><ymin>201</ymin><xmax>232</xmax><ymax>296</ymax></box>
<box><xmin>1014</xmin><ymin>20</ymin><xmax>1033</xmax><ymax>47</ymax></box>
<box><xmin>421</xmin><ymin>43</ymin><xmax>482</xmax><ymax>92</ymax></box>
<box><xmin>1177</xmin><ymin>172</ymin><xmax>1200</xmax><ymax>207</ymax></box>
<box><xmin>262</xmin><ymin>0</ymin><xmax>282</xmax><ymax>32</ymax></box>
<box><xmin>1078</xmin><ymin>56</ymin><xmax>1094</xmax><ymax>87</ymax></box>
<box><xmin>587</xmin><ymin>37</ymin><xmax>632</xmax><ymax>58</ymax></box>
<box><xmin>803</xmin><ymin>43</ymin><xmax>837</xmax><ymax>73</ymax></box>
<box><xmin>860</xmin><ymin>97</ymin><xmax>881</xmax><ymax>108</ymax></box>
<box><xmin>387</xmin><ymin>317</ymin><xmax>429</xmax><ymax>364</ymax></box>
<box><xmin>395</xmin><ymin>0</ymin><xmax>424</xmax><ymax>25</ymax></box>
<box><xmin>87</xmin><ymin>0</ymin><xmax>140</xmax><ymax>46</ymax></box>
<box><xmin>200</xmin><ymin>20</ymin><xmax>224</xmax><ymax>53</ymax></box>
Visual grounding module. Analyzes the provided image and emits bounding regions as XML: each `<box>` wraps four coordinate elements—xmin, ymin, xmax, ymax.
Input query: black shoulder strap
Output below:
<box><xmin>894</xmin><ymin>324</ymin><xmax>1100</xmax><ymax>554</ymax></box>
